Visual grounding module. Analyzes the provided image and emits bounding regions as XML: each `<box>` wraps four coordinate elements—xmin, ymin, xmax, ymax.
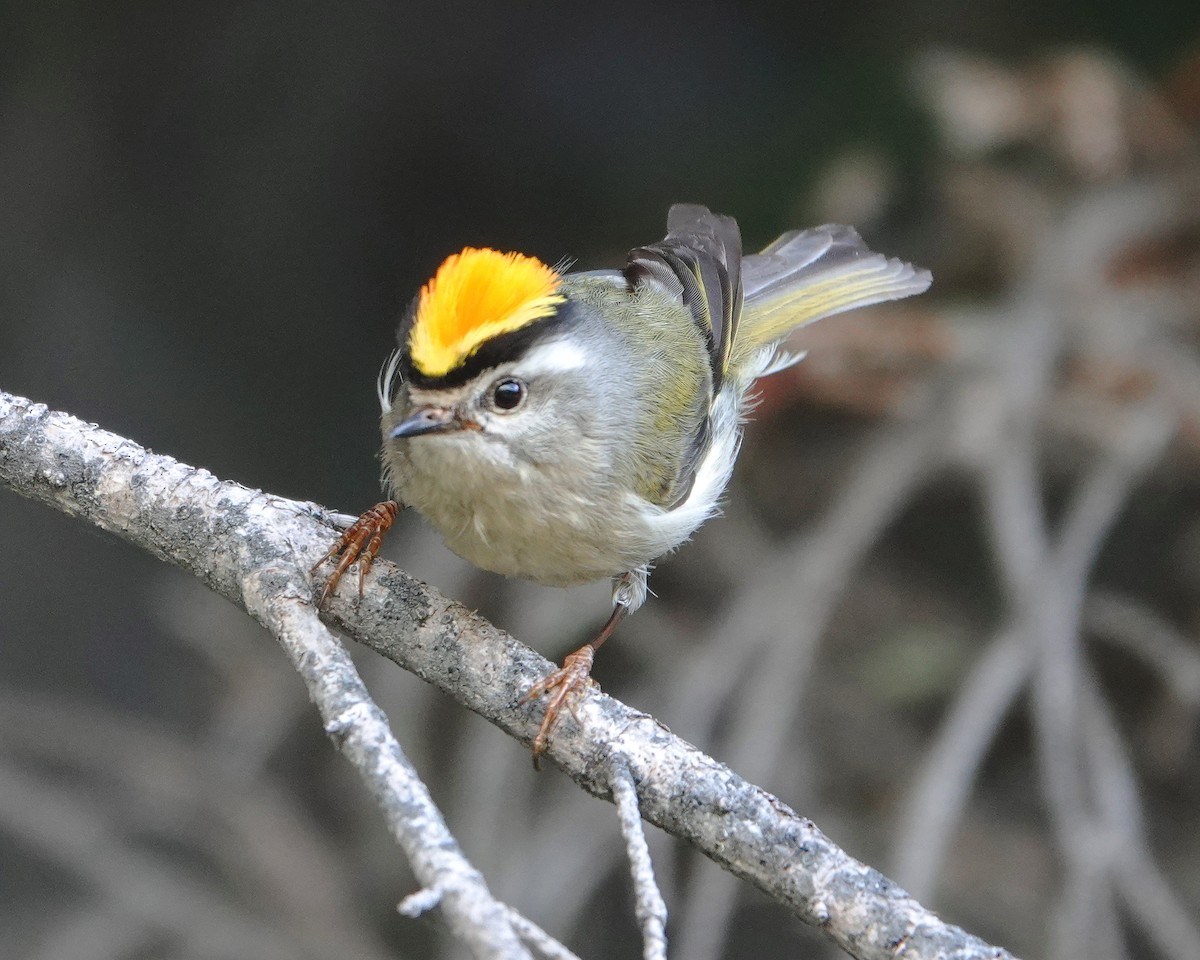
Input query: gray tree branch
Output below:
<box><xmin>0</xmin><ymin>389</ymin><xmax>1018</xmax><ymax>960</ymax></box>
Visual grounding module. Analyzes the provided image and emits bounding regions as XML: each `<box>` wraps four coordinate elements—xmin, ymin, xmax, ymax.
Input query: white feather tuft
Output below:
<box><xmin>377</xmin><ymin>348</ymin><xmax>403</xmax><ymax>413</ymax></box>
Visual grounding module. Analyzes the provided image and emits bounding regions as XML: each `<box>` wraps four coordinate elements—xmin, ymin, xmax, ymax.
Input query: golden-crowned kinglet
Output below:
<box><xmin>315</xmin><ymin>204</ymin><xmax>930</xmax><ymax>762</ymax></box>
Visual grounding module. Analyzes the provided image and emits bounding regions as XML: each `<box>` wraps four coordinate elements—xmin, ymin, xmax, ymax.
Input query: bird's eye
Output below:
<box><xmin>490</xmin><ymin>377</ymin><xmax>526</xmax><ymax>411</ymax></box>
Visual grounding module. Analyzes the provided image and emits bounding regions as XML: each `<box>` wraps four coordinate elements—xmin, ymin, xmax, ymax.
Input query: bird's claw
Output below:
<box><xmin>521</xmin><ymin>645</ymin><xmax>597</xmax><ymax>768</ymax></box>
<box><xmin>310</xmin><ymin>500</ymin><xmax>400</xmax><ymax>607</ymax></box>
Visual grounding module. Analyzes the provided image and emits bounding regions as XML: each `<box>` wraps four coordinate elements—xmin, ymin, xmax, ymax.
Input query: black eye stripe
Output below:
<box><xmin>396</xmin><ymin>299</ymin><xmax>583</xmax><ymax>390</ymax></box>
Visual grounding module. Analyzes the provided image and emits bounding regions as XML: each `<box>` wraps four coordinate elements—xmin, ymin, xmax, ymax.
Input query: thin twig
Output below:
<box><xmin>610</xmin><ymin>758</ymin><xmax>669</xmax><ymax>960</ymax></box>
<box><xmin>892</xmin><ymin>628</ymin><xmax>1030</xmax><ymax>898</ymax></box>
<box><xmin>21</xmin><ymin>905</ymin><xmax>157</xmax><ymax>960</ymax></box>
<box><xmin>1078</xmin><ymin>670</ymin><xmax>1200</xmax><ymax>958</ymax></box>
<box><xmin>243</xmin><ymin>590</ymin><xmax>536</xmax><ymax>960</ymax></box>
<box><xmin>0</xmin><ymin>688</ymin><xmax>393</xmax><ymax>960</ymax></box>
<box><xmin>0</xmin><ymin>759</ymin><xmax>298</xmax><ymax>960</ymax></box>
<box><xmin>503</xmin><ymin>909</ymin><xmax>584</xmax><ymax>960</ymax></box>
<box><xmin>1084</xmin><ymin>593</ymin><xmax>1200</xmax><ymax>705</ymax></box>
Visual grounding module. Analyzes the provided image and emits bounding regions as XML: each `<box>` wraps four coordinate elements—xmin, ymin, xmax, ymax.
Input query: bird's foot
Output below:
<box><xmin>521</xmin><ymin>644</ymin><xmax>597</xmax><ymax>769</ymax></box>
<box><xmin>310</xmin><ymin>500</ymin><xmax>400</xmax><ymax>606</ymax></box>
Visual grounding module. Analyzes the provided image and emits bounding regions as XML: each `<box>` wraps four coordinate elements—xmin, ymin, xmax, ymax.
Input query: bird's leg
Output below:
<box><xmin>310</xmin><ymin>500</ymin><xmax>402</xmax><ymax>606</ymax></box>
<box><xmin>522</xmin><ymin>603</ymin><xmax>627</xmax><ymax>768</ymax></box>
<box><xmin>522</xmin><ymin>568</ymin><xmax>647</xmax><ymax>767</ymax></box>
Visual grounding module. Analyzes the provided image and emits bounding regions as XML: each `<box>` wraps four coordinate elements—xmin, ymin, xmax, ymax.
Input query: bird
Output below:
<box><xmin>313</xmin><ymin>204</ymin><xmax>931</xmax><ymax>764</ymax></box>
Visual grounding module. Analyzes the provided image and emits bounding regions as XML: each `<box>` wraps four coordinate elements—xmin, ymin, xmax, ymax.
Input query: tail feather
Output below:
<box><xmin>731</xmin><ymin>224</ymin><xmax>931</xmax><ymax>375</ymax></box>
<box><xmin>625</xmin><ymin>209</ymin><xmax>931</xmax><ymax>385</ymax></box>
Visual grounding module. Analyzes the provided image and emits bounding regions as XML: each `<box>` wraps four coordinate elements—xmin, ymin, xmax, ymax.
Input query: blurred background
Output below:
<box><xmin>2</xmin><ymin>3</ymin><xmax>1200</xmax><ymax>958</ymax></box>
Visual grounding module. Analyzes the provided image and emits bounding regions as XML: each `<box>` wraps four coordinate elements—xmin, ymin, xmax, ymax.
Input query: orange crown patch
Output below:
<box><xmin>408</xmin><ymin>248</ymin><xmax>565</xmax><ymax>378</ymax></box>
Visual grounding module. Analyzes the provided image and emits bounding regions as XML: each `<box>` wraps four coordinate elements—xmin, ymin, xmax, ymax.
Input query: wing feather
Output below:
<box><xmin>624</xmin><ymin>203</ymin><xmax>744</xmax><ymax>391</ymax></box>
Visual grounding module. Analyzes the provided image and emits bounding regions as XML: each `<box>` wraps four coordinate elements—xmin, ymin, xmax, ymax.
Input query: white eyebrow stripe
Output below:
<box><xmin>515</xmin><ymin>340</ymin><xmax>588</xmax><ymax>377</ymax></box>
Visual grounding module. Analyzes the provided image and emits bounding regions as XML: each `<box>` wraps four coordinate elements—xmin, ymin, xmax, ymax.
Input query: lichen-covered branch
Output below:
<box><xmin>0</xmin><ymin>389</ymin><xmax>1018</xmax><ymax>960</ymax></box>
<box><xmin>0</xmin><ymin>392</ymin><xmax>540</xmax><ymax>960</ymax></box>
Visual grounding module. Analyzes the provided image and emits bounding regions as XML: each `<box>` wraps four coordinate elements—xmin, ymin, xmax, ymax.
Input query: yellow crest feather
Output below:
<box><xmin>409</xmin><ymin>248</ymin><xmax>565</xmax><ymax>378</ymax></box>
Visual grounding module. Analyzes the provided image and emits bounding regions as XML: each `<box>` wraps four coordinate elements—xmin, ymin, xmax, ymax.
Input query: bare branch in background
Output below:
<box><xmin>883</xmin><ymin>49</ymin><xmax>1200</xmax><ymax>960</ymax></box>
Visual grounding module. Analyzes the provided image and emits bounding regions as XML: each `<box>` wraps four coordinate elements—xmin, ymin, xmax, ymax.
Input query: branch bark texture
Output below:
<box><xmin>0</xmin><ymin>390</ymin><xmax>1018</xmax><ymax>960</ymax></box>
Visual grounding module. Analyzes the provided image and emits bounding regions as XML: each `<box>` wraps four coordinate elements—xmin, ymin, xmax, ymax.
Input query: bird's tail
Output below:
<box><xmin>729</xmin><ymin>224</ymin><xmax>931</xmax><ymax>378</ymax></box>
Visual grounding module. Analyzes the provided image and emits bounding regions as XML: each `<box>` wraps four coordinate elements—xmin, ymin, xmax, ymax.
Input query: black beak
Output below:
<box><xmin>389</xmin><ymin>406</ymin><xmax>468</xmax><ymax>439</ymax></box>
